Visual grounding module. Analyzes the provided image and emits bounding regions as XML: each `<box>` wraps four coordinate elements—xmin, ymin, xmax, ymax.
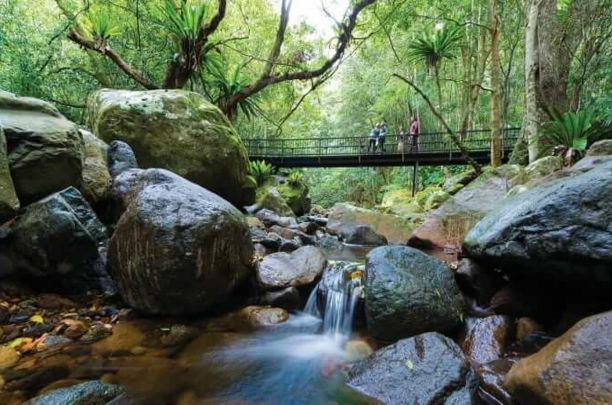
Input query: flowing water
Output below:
<box><xmin>187</xmin><ymin>261</ymin><xmax>375</xmax><ymax>404</ymax></box>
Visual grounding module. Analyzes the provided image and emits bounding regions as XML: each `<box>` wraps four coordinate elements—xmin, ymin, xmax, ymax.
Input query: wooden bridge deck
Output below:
<box><xmin>244</xmin><ymin>128</ymin><xmax>520</xmax><ymax>168</ymax></box>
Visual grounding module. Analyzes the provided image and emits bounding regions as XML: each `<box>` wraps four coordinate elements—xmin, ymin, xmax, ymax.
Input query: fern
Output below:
<box><xmin>287</xmin><ymin>171</ymin><xmax>304</xmax><ymax>186</ymax></box>
<box><xmin>249</xmin><ymin>160</ymin><xmax>273</xmax><ymax>186</ymax></box>
<box><xmin>161</xmin><ymin>0</ymin><xmax>208</xmax><ymax>42</ymax></box>
<box><xmin>84</xmin><ymin>8</ymin><xmax>121</xmax><ymax>42</ymax></box>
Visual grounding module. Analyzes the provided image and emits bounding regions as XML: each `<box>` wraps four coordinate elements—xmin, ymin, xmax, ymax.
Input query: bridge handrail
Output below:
<box><xmin>244</xmin><ymin>127</ymin><xmax>521</xmax><ymax>158</ymax></box>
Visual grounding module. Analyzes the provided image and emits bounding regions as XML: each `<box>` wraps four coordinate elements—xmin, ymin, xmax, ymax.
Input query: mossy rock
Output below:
<box><xmin>256</xmin><ymin>186</ymin><xmax>295</xmax><ymax>217</ymax></box>
<box><xmin>87</xmin><ymin>89</ymin><xmax>255</xmax><ymax>207</ymax></box>
<box><xmin>277</xmin><ymin>181</ymin><xmax>311</xmax><ymax>216</ymax></box>
<box><xmin>380</xmin><ymin>189</ymin><xmax>423</xmax><ymax>217</ymax></box>
<box><xmin>425</xmin><ymin>190</ymin><xmax>451</xmax><ymax>211</ymax></box>
<box><xmin>0</xmin><ymin>127</ymin><xmax>19</xmax><ymax>222</ymax></box>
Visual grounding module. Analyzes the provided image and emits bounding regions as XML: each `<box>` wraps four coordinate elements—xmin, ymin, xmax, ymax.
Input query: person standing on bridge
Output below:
<box><xmin>409</xmin><ymin>117</ymin><xmax>420</xmax><ymax>152</ymax></box>
<box><xmin>368</xmin><ymin>123</ymin><xmax>380</xmax><ymax>153</ymax></box>
<box><xmin>378</xmin><ymin>122</ymin><xmax>388</xmax><ymax>153</ymax></box>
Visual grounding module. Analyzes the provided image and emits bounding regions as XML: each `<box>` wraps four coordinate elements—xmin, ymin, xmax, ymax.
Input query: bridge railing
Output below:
<box><xmin>245</xmin><ymin>128</ymin><xmax>521</xmax><ymax>158</ymax></box>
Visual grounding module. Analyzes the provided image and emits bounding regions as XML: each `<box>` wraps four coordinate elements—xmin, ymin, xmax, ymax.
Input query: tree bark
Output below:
<box><xmin>489</xmin><ymin>0</ymin><xmax>502</xmax><ymax>167</ymax></box>
<box><xmin>523</xmin><ymin>0</ymin><xmax>541</xmax><ymax>162</ymax></box>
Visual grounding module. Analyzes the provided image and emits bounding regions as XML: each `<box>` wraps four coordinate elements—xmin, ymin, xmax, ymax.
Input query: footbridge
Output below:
<box><xmin>244</xmin><ymin>128</ymin><xmax>520</xmax><ymax>168</ymax></box>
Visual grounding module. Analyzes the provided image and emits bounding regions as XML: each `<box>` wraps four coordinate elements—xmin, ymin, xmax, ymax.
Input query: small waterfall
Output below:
<box><xmin>304</xmin><ymin>261</ymin><xmax>364</xmax><ymax>339</ymax></box>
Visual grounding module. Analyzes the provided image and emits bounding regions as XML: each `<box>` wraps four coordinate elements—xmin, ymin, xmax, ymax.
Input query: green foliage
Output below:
<box><xmin>541</xmin><ymin>110</ymin><xmax>612</xmax><ymax>151</ymax></box>
<box><xmin>84</xmin><ymin>8</ymin><xmax>121</xmax><ymax>41</ymax></box>
<box><xmin>210</xmin><ymin>62</ymin><xmax>261</xmax><ymax>118</ymax></box>
<box><xmin>249</xmin><ymin>160</ymin><xmax>273</xmax><ymax>186</ymax></box>
<box><xmin>407</xmin><ymin>26</ymin><xmax>463</xmax><ymax>71</ymax></box>
<box><xmin>161</xmin><ymin>0</ymin><xmax>208</xmax><ymax>42</ymax></box>
<box><xmin>287</xmin><ymin>170</ymin><xmax>304</xmax><ymax>186</ymax></box>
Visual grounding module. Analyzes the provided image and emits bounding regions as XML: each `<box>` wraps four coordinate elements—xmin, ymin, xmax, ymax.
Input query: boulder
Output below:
<box><xmin>0</xmin><ymin>187</ymin><xmax>107</xmax><ymax>278</ymax></box>
<box><xmin>24</xmin><ymin>380</ymin><xmax>124</xmax><ymax>405</ymax></box>
<box><xmin>586</xmin><ymin>139</ymin><xmax>612</xmax><ymax>156</ymax></box>
<box><xmin>277</xmin><ymin>180</ymin><xmax>311</xmax><ymax>216</ymax></box>
<box><xmin>79</xmin><ymin>130</ymin><xmax>111</xmax><ymax>205</ymax></box>
<box><xmin>108</xmin><ymin>169</ymin><xmax>253</xmax><ymax>315</ymax></box>
<box><xmin>365</xmin><ymin>246</ymin><xmax>464</xmax><ymax>342</ymax></box>
<box><xmin>504</xmin><ymin>311</ymin><xmax>612</xmax><ymax>404</ymax></box>
<box><xmin>408</xmin><ymin>165</ymin><xmax>521</xmax><ymax>260</ymax></box>
<box><xmin>205</xmin><ymin>306</ymin><xmax>289</xmax><ymax>332</ymax></box>
<box><xmin>255</xmin><ymin>209</ymin><xmax>298</xmax><ymax>228</ymax></box>
<box><xmin>347</xmin><ymin>332</ymin><xmax>478</xmax><ymax>404</ymax></box>
<box><xmin>107</xmin><ymin>140</ymin><xmax>138</xmax><ymax>178</ymax></box>
<box><xmin>379</xmin><ymin>189</ymin><xmax>423</xmax><ymax>217</ymax></box>
<box><xmin>461</xmin><ymin>315</ymin><xmax>513</xmax><ymax>364</ymax></box>
<box><xmin>328</xmin><ymin>203</ymin><xmax>413</xmax><ymax>244</ymax></box>
<box><xmin>256</xmin><ymin>246</ymin><xmax>326</xmax><ymax>290</ymax></box>
<box><xmin>88</xmin><ymin>89</ymin><xmax>255</xmax><ymax>207</ymax></box>
<box><xmin>256</xmin><ymin>187</ymin><xmax>295</xmax><ymax>217</ymax></box>
<box><xmin>0</xmin><ymin>128</ymin><xmax>19</xmax><ymax>222</ymax></box>
<box><xmin>464</xmin><ymin>160</ymin><xmax>612</xmax><ymax>287</ymax></box>
<box><xmin>0</xmin><ymin>91</ymin><xmax>83</xmax><ymax>204</ymax></box>
<box><xmin>260</xmin><ymin>287</ymin><xmax>301</xmax><ymax>311</ymax></box>
<box><xmin>338</xmin><ymin>224</ymin><xmax>387</xmax><ymax>246</ymax></box>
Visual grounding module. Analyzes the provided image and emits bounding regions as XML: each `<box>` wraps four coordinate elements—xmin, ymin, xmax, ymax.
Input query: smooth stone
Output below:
<box><xmin>256</xmin><ymin>246</ymin><xmax>326</xmax><ymax>290</ymax></box>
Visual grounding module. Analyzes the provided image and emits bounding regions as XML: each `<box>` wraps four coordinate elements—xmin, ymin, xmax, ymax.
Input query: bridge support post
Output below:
<box><xmin>412</xmin><ymin>162</ymin><xmax>419</xmax><ymax>197</ymax></box>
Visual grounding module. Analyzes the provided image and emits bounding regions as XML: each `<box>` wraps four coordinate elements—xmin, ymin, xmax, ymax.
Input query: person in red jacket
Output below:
<box><xmin>409</xmin><ymin>117</ymin><xmax>420</xmax><ymax>152</ymax></box>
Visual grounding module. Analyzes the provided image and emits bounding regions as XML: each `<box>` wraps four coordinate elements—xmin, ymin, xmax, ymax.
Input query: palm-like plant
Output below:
<box><xmin>84</xmin><ymin>8</ymin><xmax>121</xmax><ymax>46</ymax></box>
<box><xmin>161</xmin><ymin>0</ymin><xmax>208</xmax><ymax>70</ymax></box>
<box><xmin>407</xmin><ymin>26</ymin><xmax>463</xmax><ymax>106</ymax></box>
<box><xmin>210</xmin><ymin>62</ymin><xmax>261</xmax><ymax>120</ymax></box>
<box><xmin>542</xmin><ymin>110</ymin><xmax>612</xmax><ymax>165</ymax></box>
<box><xmin>249</xmin><ymin>160</ymin><xmax>273</xmax><ymax>186</ymax></box>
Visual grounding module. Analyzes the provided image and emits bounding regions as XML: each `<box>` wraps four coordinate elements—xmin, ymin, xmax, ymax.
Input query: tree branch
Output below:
<box><xmin>67</xmin><ymin>29</ymin><xmax>158</xmax><ymax>89</ymax></box>
<box><xmin>220</xmin><ymin>0</ymin><xmax>376</xmax><ymax>117</ymax></box>
<box><xmin>392</xmin><ymin>73</ymin><xmax>482</xmax><ymax>173</ymax></box>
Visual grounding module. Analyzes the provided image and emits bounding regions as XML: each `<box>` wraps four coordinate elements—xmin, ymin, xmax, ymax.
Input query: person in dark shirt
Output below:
<box><xmin>367</xmin><ymin>124</ymin><xmax>380</xmax><ymax>153</ymax></box>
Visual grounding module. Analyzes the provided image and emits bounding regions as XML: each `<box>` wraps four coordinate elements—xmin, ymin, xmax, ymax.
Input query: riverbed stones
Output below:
<box><xmin>464</xmin><ymin>159</ymin><xmax>612</xmax><ymax>287</ymax></box>
<box><xmin>256</xmin><ymin>246</ymin><xmax>326</xmax><ymax>290</ymax></box>
<box><xmin>461</xmin><ymin>315</ymin><xmax>513</xmax><ymax>364</ymax></box>
<box><xmin>0</xmin><ymin>128</ymin><xmax>19</xmax><ymax>222</ymax></box>
<box><xmin>23</xmin><ymin>380</ymin><xmax>124</xmax><ymax>405</ymax></box>
<box><xmin>108</xmin><ymin>169</ymin><xmax>253</xmax><ymax>315</ymax></box>
<box><xmin>365</xmin><ymin>246</ymin><xmax>464</xmax><ymax>342</ymax></box>
<box><xmin>504</xmin><ymin>311</ymin><xmax>612</xmax><ymax>404</ymax></box>
<box><xmin>257</xmin><ymin>187</ymin><xmax>295</xmax><ymax>217</ymax></box>
<box><xmin>328</xmin><ymin>203</ymin><xmax>413</xmax><ymax>244</ymax></box>
<box><xmin>107</xmin><ymin>140</ymin><xmax>138</xmax><ymax>178</ymax></box>
<box><xmin>0</xmin><ymin>187</ymin><xmax>106</xmax><ymax>278</ymax></box>
<box><xmin>87</xmin><ymin>89</ymin><xmax>256</xmax><ymax>207</ymax></box>
<box><xmin>347</xmin><ymin>332</ymin><xmax>478</xmax><ymax>404</ymax></box>
<box><xmin>0</xmin><ymin>91</ymin><xmax>83</xmax><ymax>205</ymax></box>
<box><xmin>80</xmin><ymin>130</ymin><xmax>111</xmax><ymax>205</ymax></box>
<box><xmin>408</xmin><ymin>165</ymin><xmax>521</xmax><ymax>260</ymax></box>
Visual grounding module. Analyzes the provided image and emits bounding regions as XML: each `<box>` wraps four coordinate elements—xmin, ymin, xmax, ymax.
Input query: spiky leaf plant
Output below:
<box><xmin>84</xmin><ymin>8</ymin><xmax>121</xmax><ymax>44</ymax></box>
<box><xmin>249</xmin><ymin>160</ymin><xmax>273</xmax><ymax>186</ymax></box>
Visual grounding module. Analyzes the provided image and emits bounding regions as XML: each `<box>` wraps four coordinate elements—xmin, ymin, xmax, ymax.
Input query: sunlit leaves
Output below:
<box><xmin>83</xmin><ymin>7</ymin><xmax>121</xmax><ymax>42</ymax></box>
<box><xmin>406</xmin><ymin>26</ymin><xmax>464</xmax><ymax>71</ymax></box>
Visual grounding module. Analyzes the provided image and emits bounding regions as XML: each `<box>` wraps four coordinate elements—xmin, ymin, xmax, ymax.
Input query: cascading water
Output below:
<box><xmin>188</xmin><ymin>261</ymin><xmax>373</xmax><ymax>404</ymax></box>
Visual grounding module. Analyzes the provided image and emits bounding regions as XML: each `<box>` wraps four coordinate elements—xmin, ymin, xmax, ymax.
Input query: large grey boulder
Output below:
<box><xmin>463</xmin><ymin>160</ymin><xmax>612</xmax><ymax>287</ymax></box>
<box><xmin>365</xmin><ymin>246</ymin><xmax>464</xmax><ymax>342</ymax></box>
<box><xmin>24</xmin><ymin>380</ymin><xmax>124</xmax><ymax>405</ymax></box>
<box><xmin>0</xmin><ymin>187</ymin><xmax>107</xmax><ymax>278</ymax></box>
<box><xmin>0</xmin><ymin>91</ymin><xmax>83</xmax><ymax>204</ymax></box>
<box><xmin>87</xmin><ymin>89</ymin><xmax>256</xmax><ymax>207</ymax></box>
<box><xmin>108</xmin><ymin>169</ymin><xmax>253</xmax><ymax>315</ymax></box>
<box><xmin>256</xmin><ymin>246</ymin><xmax>326</xmax><ymax>290</ymax></box>
<box><xmin>348</xmin><ymin>332</ymin><xmax>478</xmax><ymax>404</ymax></box>
<box><xmin>0</xmin><ymin>127</ymin><xmax>19</xmax><ymax>222</ymax></box>
<box><xmin>107</xmin><ymin>140</ymin><xmax>138</xmax><ymax>178</ymax></box>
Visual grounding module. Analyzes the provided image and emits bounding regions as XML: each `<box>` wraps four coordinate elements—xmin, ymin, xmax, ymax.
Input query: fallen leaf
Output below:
<box><xmin>30</xmin><ymin>314</ymin><xmax>44</xmax><ymax>324</ymax></box>
<box><xmin>405</xmin><ymin>359</ymin><xmax>414</xmax><ymax>370</ymax></box>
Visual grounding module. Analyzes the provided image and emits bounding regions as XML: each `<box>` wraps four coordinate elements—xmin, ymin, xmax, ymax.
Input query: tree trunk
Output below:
<box><xmin>523</xmin><ymin>0</ymin><xmax>541</xmax><ymax>162</ymax></box>
<box><xmin>489</xmin><ymin>0</ymin><xmax>502</xmax><ymax>167</ymax></box>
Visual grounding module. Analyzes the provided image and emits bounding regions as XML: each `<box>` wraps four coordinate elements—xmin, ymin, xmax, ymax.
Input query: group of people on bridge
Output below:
<box><xmin>367</xmin><ymin>117</ymin><xmax>420</xmax><ymax>154</ymax></box>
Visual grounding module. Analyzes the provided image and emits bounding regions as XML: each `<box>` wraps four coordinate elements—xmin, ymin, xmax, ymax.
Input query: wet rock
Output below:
<box><xmin>461</xmin><ymin>316</ymin><xmax>513</xmax><ymax>364</ymax></box>
<box><xmin>107</xmin><ymin>140</ymin><xmax>138</xmax><ymax>178</ymax></box>
<box><xmin>93</xmin><ymin>322</ymin><xmax>145</xmax><ymax>356</ymax></box>
<box><xmin>108</xmin><ymin>169</ymin><xmax>253</xmax><ymax>315</ymax></box>
<box><xmin>256</xmin><ymin>246</ymin><xmax>326</xmax><ymax>290</ymax></box>
<box><xmin>279</xmin><ymin>238</ymin><xmax>301</xmax><ymax>252</ymax></box>
<box><xmin>345</xmin><ymin>339</ymin><xmax>373</xmax><ymax>362</ymax></box>
<box><xmin>477</xmin><ymin>359</ymin><xmax>515</xmax><ymax>405</ymax></box>
<box><xmin>464</xmin><ymin>160</ymin><xmax>612</xmax><ymax>288</ymax></box>
<box><xmin>328</xmin><ymin>203</ymin><xmax>413</xmax><ymax>244</ymax></box>
<box><xmin>0</xmin><ymin>187</ymin><xmax>107</xmax><ymax>278</ymax></box>
<box><xmin>338</xmin><ymin>224</ymin><xmax>387</xmax><ymax>246</ymax></box>
<box><xmin>505</xmin><ymin>311</ymin><xmax>612</xmax><ymax>404</ymax></box>
<box><xmin>516</xmin><ymin>317</ymin><xmax>544</xmax><ymax>342</ymax></box>
<box><xmin>80</xmin><ymin>130</ymin><xmax>111</xmax><ymax>205</ymax></box>
<box><xmin>0</xmin><ymin>91</ymin><xmax>83</xmax><ymax>205</ymax></box>
<box><xmin>347</xmin><ymin>332</ymin><xmax>478</xmax><ymax>404</ymax></box>
<box><xmin>0</xmin><ymin>128</ymin><xmax>19</xmax><ymax>222</ymax></box>
<box><xmin>256</xmin><ymin>187</ymin><xmax>295</xmax><ymax>217</ymax></box>
<box><xmin>455</xmin><ymin>258</ymin><xmax>502</xmax><ymax>306</ymax></box>
<box><xmin>246</xmin><ymin>216</ymin><xmax>265</xmax><ymax>229</ymax></box>
<box><xmin>260</xmin><ymin>287</ymin><xmax>301</xmax><ymax>311</ymax></box>
<box><xmin>365</xmin><ymin>246</ymin><xmax>464</xmax><ymax>342</ymax></box>
<box><xmin>409</xmin><ymin>165</ymin><xmax>521</xmax><ymax>260</ymax></box>
<box><xmin>255</xmin><ymin>209</ymin><xmax>298</xmax><ymax>228</ymax></box>
<box><xmin>298</xmin><ymin>221</ymin><xmax>318</xmax><ymax>235</ymax></box>
<box><xmin>0</xmin><ymin>346</ymin><xmax>19</xmax><ymax>369</ymax></box>
<box><xmin>88</xmin><ymin>89</ymin><xmax>255</xmax><ymax>207</ymax></box>
<box><xmin>159</xmin><ymin>324</ymin><xmax>199</xmax><ymax>347</ymax></box>
<box><xmin>24</xmin><ymin>380</ymin><xmax>124</xmax><ymax>405</ymax></box>
<box><xmin>206</xmin><ymin>306</ymin><xmax>289</xmax><ymax>332</ymax></box>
